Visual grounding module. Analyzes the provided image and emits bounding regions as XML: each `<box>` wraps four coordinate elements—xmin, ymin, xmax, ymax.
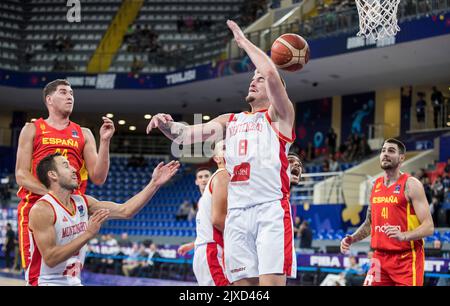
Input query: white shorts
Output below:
<box><xmin>224</xmin><ymin>199</ymin><xmax>297</xmax><ymax>283</ymax></box>
<box><xmin>193</xmin><ymin>243</ymin><xmax>229</xmax><ymax>286</ymax></box>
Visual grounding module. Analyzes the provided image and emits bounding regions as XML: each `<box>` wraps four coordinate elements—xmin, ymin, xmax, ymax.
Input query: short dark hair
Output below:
<box><xmin>43</xmin><ymin>79</ymin><xmax>71</xmax><ymax>103</ymax></box>
<box><xmin>36</xmin><ymin>153</ymin><xmax>62</xmax><ymax>188</ymax></box>
<box><xmin>383</xmin><ymin>138</ymin><xmax>406</xmax><ymax>154</ymax></box>
<box><xmin>288</xmin><ymin>152</ymin><xmax>303</xmax><ymax>169</ymax></box>
<box><xmin>196</xmin><ymin>167</ymin><xmax>211</xmax><ymax>176</ymax></box>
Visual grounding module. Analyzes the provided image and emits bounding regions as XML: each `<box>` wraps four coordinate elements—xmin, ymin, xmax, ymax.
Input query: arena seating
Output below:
<box><xmin>24</xmin><ymin>0</ymin><xmax>122</xmax><ymax>72</ymax></box>
<box><xmin>1</xmin><ymin>0</ymin><xmax>259</xmax><ymax>73</ymax></box>
<box><xmin>0</xmin><ymin>0</ymin><xmax>21</xmax><ymax>71</ymax></box>
<box><xmin>109</xmin><ymin>0</ymin><xmax>246</xmax><ymax>73</ymax></box>
<box><xmin>96</xmin><ymin>155</ymin><xmax>363</xmax><ymax>238</ymax></box>
<box><xmin>90</xmin><ymin>156</ymin><xmax>199</xmax><ymax>237</ymax></box>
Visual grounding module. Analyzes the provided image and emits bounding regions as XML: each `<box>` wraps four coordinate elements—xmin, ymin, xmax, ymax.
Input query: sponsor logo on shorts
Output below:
<box><xmin>230</xmin><ymin>267</ymin><xmax>246</xmax><ymax>274</ymax></box>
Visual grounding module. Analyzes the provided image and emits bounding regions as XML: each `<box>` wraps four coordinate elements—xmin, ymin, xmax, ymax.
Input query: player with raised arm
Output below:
<box><xmin>148</xmin><ymin>20</ymin><xmax>296</xmax><ymax>286</ymax></box>
<box><xmin>27</xmin><ymin>153</ymin><xmax>179</xmax><ymax>286</ymax></box>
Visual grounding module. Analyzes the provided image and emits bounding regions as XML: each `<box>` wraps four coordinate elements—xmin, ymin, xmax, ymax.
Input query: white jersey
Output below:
<box><xmin>194</xmin><ymin>168</ymin><xmax>226</xmax><ymax>248</ymax></box>
<box><xmin>225</xmin><ymin>110</ymin><xmax>294</xmax><ymax>209</ymax></box>
<box><xmin>27</xmin><ymin>193</ymin><xmax>89</xmax><ymax>286</ymax></box>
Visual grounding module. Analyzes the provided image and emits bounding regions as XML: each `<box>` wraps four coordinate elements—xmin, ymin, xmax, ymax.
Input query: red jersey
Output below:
<box><xmin>370</xmin><ymin>173</ymin><xmax>423</xmax><ymax>252</ymax></box>
<box><xmin>17</xmin><ymin>118</ymin><xmax>87</xmax><ymax>203</ymax></box>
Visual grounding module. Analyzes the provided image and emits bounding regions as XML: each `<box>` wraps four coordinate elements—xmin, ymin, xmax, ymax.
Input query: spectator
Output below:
<box><xmin>98</xmin><ymin>234</ymin><xmax>120</xmax><ymax>274</ymax></box>
<box><xmin>124</xmin><ymin>24</ymin><xmax>135</xmax><ymax>43</ymax></box>
<box><xmin>187</xmin><ymin>201</ymin><xmax>197</xmax><ymax>222</ymax></box>
<box><xmin>176</xmin><ymin>200</ymin><xmax>192</xmax><ymax>221</ymax></box>
<box><xmin>430</xmin><ymin>196</ymin><xmax>441</xmax><ymax>227</ymax></box>
<box><xmin>24</xmin><ymin>44</ymin><xmax>34</xmax><ymax>64</ymax></box>
<box><xmin>432</xmin><ymin>176</ymin><xmax>445</xmax><ymax>203</ymax></box>
<box><xmin>444</xmin><ymin>158</ymin><xmax>450</xmax><ymax>173</ymax></box>
<box><xmin>433</xmin><ymin>239</ymin><xmax>442</xmax><ymax>251</ymax></box>
<box><xmin>422</xmin><ymin>177</ymin><xmax>433</xmax><ymax>204</ymax></box>
<box><xmin>299</xmin><ymin>220</ymin><xmax>313</xmax><ymax>248</ymax></box>
<box><xmin>293</xmin><ymin>216</ymin><xmax>302</xmax><ymax>247</ymax></box>
<box><xmin>131</xmin><ymin>56</ymin><xmax>144</xmax><ymax>74</ymax></box>
<box><xmin>326</xmin><ymin>128</ymin><xmax>337</xmax><ymax>155</ymax></box>
<box><xmin>52</xmin><ymin>57</ymin><xmax>61</xmax><ymax>71</ymax></box>
<box><xmin>62</xmin><ymin>35</ymin><xmax>74</xmax><ymax>51</ymax></box>
<box><xmin>322</xmin><ymin>159</ymin><xmax>330</xmax><ymax>172</ymax></box>
<box><xmin>442</xmin><ymin>173</ymin><xmax>450</xmax><ymax>196</ymax></box>
<box><xmin>85</xmin><ymin>237</ymin><xmax>101</xmax><ymax>272</ymax></box>
<box><xmin>361</xmin><ymin>249</ymin><xmax>374</xmax><ymax>274</ymax></box>
<box><xmin>357</xmin><ymin>135</ymin><xmax>372</xmax><ymax>160</ymax></box>
<box><xmin>329</xmin><ymin>154</ymin><xmax>340</xmax><ymax>172</ymax></box>
<box><xmin>342</xmin><ymin>255</ymin><xmax>365</xmax><ymax>286</ymax></box>
<box><xmin>415</xmin><ymin>168</ymin><xmax>427</xmax><ymax>181</ymax></box>
<box><xmin>62</xmin><ymin>56</ymin><xmax>74</xmax><ymax>71</ymax></box>
<box><xmin>0</xmin><ymin>181</ymin><xmax>11</xmax><ymax>209</ymax></box>
<box><xmin>431</xmin><ymin>86</ymin><xmax>444</xmax><ymax>128</ymax></box>
<box><xmin>136</xmin><ymin>242</ymin><xmax>162</xmax><ymax>277</ymax></box>
<box><xmin>1</xmin><ymin>223</ymin><xmax>15</xmax><ymax>271</ymax></box>
<box><xmin>118</xmin><ymin>232</ymin><xmax>133</xmax><ymax>249</ymax></box>
<box><xmin>122</xmin><ymin>243</ymin><xmax>144</xmax><ymax>277</ymax></box>
<box><xmin>415</xmin><ymin>92</ymin><xmax>427</xmax><ymax>127</ymax></box>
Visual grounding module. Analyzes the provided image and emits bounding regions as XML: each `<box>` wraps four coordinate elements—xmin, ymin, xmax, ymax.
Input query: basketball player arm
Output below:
<box><xmin>149</xmin><ymin>113</ymin><xmax>231</xmax><ymax>145</ymax></box>
<box><xmin>177</xmin><ymin>242</ymin><xmax>195</xmax><ymax>256</ymax></box>
<box><xmin>226</xmin><ymin>20</ymin><xmax>295</xmax><ymax>128</ymax></box>
<box><xmin>15</xmin><ymin>123</ymin><xmax>48</xmax><ymax>196</ymax></box>
<box><xmin>347</xmin><ymin>180</ymin><xmax>377</xmax><ymax>245</ymax></box>
<box><xmin>82</xmin><ymin>127</ymin><xmax>110</xmax><ymax>186</ymax></box>
<box><xmin>387</xmin><ymin>177</ymin><xmax>434</xmax><ymax>241</ymax></box>
<box><xmin>350</xmin><ymin>204</ymin><xmax>372</xmax><ymax>244</ymax></box>
<box><xmin>86</xmin><ymin>161</ymin><xmax>180</xmax><ymax>219</ymax></box>
<box><xmin>211</xmin><ymin>171</ymin><xmax>229</xmax><ymax>232</ymax></box>
<box><xmin>28</xmin><ymin>202</ymin><xmax>109</xmax><ymax>268</ymax></box>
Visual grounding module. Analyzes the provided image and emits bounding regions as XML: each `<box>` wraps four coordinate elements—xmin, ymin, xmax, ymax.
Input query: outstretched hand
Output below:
<box><xmin>99</xmin><ymin>116</ymin><xmax>115</xmax><ymax>141</ymax></box>
<box><xmin>226</xmin><ymin>20</ymin><xmax>247</xmax><ymax>49</ymax></box>
<box><xmin>177</xmin><ymin>242</ymin><xmax>194</xmax><ymax>256</ymax></box>
<box><xmin>146</xmin><ymin>113</ymin><xmax>174</xmax><ymax>134</ymax></box>
<box><xmin>151</xmin><ymin>160</ymin><xmax>180</xmax><ymax>186</ymax></box>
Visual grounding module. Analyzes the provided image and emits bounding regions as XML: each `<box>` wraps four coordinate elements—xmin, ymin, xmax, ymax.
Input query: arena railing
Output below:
<box><xmin>226</xmin><ymin>0</ymin><xmax>450</xmax><ymax>60</ymax></box>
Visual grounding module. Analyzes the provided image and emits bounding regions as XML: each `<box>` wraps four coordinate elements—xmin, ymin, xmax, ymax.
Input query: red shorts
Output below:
<box><xmin>364</xmin><ymin>248</ymin><xmax>424</xmax><ymax>286</ymax></box>
<box><xmin>17</xmin><ymin>197</ymin><xmax>36</xmax><ymax>269</ymax></box>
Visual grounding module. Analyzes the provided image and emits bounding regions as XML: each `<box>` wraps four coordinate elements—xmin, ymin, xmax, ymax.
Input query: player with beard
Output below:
<box><xmin>340</xmin><ymin>138</ymin><xmax>433</xmax><ymax>286</ymax></box>
<box><xmin>288</xmin><ymin>152</ymin><xmax>302</xmax><ymax>186</ymax></box>
<box><xmin>27</xmin><ymin>153</ymin><xmax>179</xmax><ymax>286</ymax></box>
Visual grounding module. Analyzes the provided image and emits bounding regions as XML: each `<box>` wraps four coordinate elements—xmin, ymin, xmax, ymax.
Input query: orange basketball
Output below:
<box><xmin>270</xmin><ymin>34</ymin><xmax>310</xmax><ymax>72</ymax></box>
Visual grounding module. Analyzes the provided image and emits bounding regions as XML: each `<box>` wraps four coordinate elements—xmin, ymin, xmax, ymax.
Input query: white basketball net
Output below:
<box><xmin>355</xmin><ymin>0</ymin><xmax>401</xmax><ymax>40</ymax></box>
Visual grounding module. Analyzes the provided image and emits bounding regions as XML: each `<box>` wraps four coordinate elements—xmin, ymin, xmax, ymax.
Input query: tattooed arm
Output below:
<box><xmin>352</xmin><ymin>206</ymin><xmax>372</xmax><ymax>242</ymax></box>
<box><xmin>146</xmin><ymin>113</ymin><xmax>231</xmax><ymax>145</ymax></box>
<box><xmin>340</xmin><ymin>182</ymin><xmax>374</xmax><ymax>253</ymax></box>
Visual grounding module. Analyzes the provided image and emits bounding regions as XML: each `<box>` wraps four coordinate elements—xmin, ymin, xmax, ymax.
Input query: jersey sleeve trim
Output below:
<box><xmin>264</xmin><ymin>112</ymin><xmax>296</xmax><ymax>143</ymax></box>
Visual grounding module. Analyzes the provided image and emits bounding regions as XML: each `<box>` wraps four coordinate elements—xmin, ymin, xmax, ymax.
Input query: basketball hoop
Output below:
<box><xmin>355</xmin><ymin>0</ymin><xmax>401</xmax><ymax>40</ymax></box>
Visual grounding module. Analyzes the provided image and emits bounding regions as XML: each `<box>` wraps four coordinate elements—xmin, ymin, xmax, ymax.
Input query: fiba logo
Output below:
<box><xmin>66</xmin><ymin>0</ymin><xmax>81</xmax><ymax>23</ymax></box>
<box><xmin>375</xmin><ymin>223</ymin><xmax>401</xmax><ymax>233</ymax></box>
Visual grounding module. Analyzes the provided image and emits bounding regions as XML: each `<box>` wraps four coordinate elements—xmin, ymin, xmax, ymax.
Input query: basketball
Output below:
<box><xmin>270</xmin><ymin>33</ymin><xmax>310</xmax><ymax>72</ymax></box>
